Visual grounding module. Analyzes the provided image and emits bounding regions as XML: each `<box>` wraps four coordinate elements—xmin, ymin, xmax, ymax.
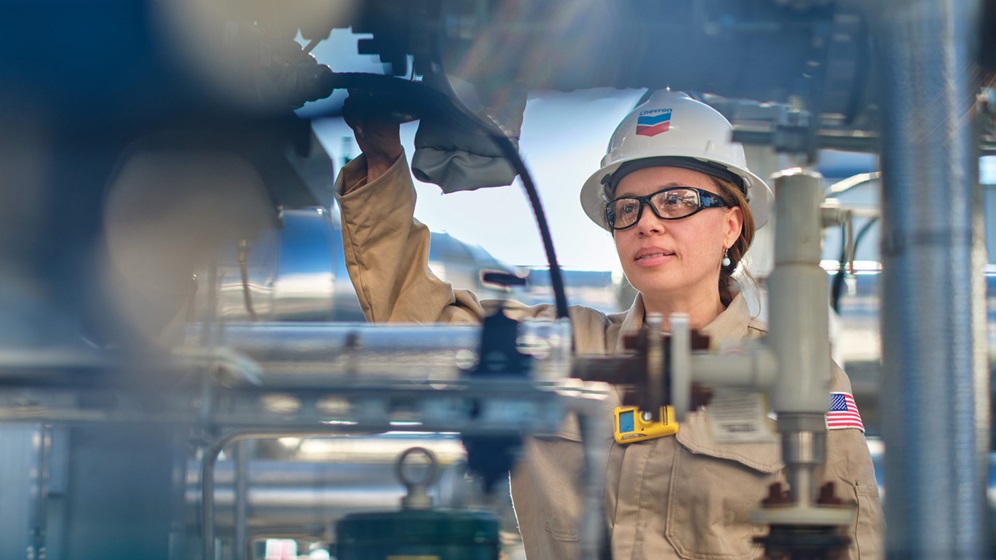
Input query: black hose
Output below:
<box><xmin>830</xmin><ymin>216</ymin><xmax>879</xmax><ymax>312</ymax></box>
<box><xmin>853</xmin><ymin>216</ymin><xmax>879</xmax><ymax>260</ymax></box>
<box><xmin>830</xmin><ymin>237</ymin><xmax>847</xmax><ymax>314</ymax></box>
<box><xmin>318</xmin><ymin>72</ymin><xmax>571</xmax><ymax>319</ymax></box>
<box><xmin>486</xmin><ymin>128</ymin><xmax>570</xmax><ymax>320</ymax></box>
<box><xmin>426</xmin><ymin>71</ymin><xmax>571</xmax><ymax>319</ymax></box>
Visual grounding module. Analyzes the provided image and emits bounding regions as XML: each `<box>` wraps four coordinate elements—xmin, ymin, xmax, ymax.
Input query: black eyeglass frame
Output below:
<box><xmin>604</xmin><ymin>186</ymin><xmax>732</xmax><ymax>231</ymax></box>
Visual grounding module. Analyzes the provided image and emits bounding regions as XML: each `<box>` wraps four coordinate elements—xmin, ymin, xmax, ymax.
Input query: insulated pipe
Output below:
<box><xmin>872</xmin><ymin>0</ymin><xmax>988</xmax><ymax>557</ymax></box>
<box><xmin>767</xmin><ymin>169</ymin><xmax>831</xmax><ymax>507</ymax></box>
<box><xmin>185</xmin><ymin>322</ymin><xmax>569</xmax><ymax>383</ymax></box>
<box><xmin>187</xmin><ymin>459</ymin><xmax>470</xmax><ymax>528</ymax></box>
<box><xmin>185</xmin><ymin>323</ymin><xmax>482</xmax><ymax>382</ymax></box>
<box><xmin>768</xmin><ymin>169</ymin><xmax>831</xmax><ymax>415</ymax></box>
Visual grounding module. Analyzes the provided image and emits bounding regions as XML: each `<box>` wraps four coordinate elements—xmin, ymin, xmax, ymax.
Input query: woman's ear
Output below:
<box><xmin>724</xmin><ymin>206</ymin><xmax>744</xmax><ymax>248</ymax></box>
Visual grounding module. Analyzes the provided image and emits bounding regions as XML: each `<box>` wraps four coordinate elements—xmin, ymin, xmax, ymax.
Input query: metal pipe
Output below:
<box><xmin>873</xmin><ymin>0</ymin><xmax>988</xmax><ymax>556</ymax></box>
<box><xmin>769</xmin><ymin>169</ymin><xmax>830</xmax><ymax>520</ymax></box>
<box><xmin>187</xmin><ymin>462</ymin><xmax>469</xmax><ymax>528</ymax></box>
<box><xmin>33</xmin><ymin>425</ymin><xmax>52</xmax><ymax>558</ymax></box>
<box><xmin>234</xmin><ymin>440</ymin><xmax>251</xmax><ymax>560</ymax></box>
<box><xmin>783</xmin><ymin>431</ymin><xmax>818</xmax><ymax>508</ymax></box>
<box><xmin>778</xmin><ymin>415</ymin><xmax>826</xmax><ymax>507</ymax></box>
<box><xmin>189</xmin><ymin>447</ymin><xmax>996</xmax><ymax>544</ymax></box>
<box><xmin>201</xmin><ymin>435</ymin><xmax>230</xmax><ymax>560</ymax></box>
<box><xmin>768</xmin><ymin>169</ymin><xmax>830</xmax><ymax>415</ymax></box>
<box><xmin>670</xmin><ymin>314</ymin><xmax>692</xmax><ymax>419</ymax></box>
<box><xmin>573</xmin><ymin>396</ymin><xmax>612</xmax><ymax>560</ymax></box>
<box><xmin>201</xmin><ymin>430</ymin><xmax>366</xmax><ymax>560</ymax></box>
<box><xmin>688</xmin><ymin>346</ymin><xmax>778</xmax><ymax>389</ymax></box>
<box><xmin>191</xmin><ymin>460</ymin><xmax>445</xmax><ymax>488</ymax></box>
<box><xmin>646</xmin><ymin>313</ymin><xmax>664</xmax><ymax>419</ymax></box>
<box><xmin>671</xmin><ymin>337</ymin><xmax>778</xmax><ymax>422</ymax></box>
<box><xmin>767</xmin><ymin>169</ymin><xmax>831</xmax><ymax>515</ymax></box>
<box><xmin>199</xmin><ymin>429</ymin><xmax>504</xmax><ymax>558</ymax></box>
<box><xmin>0</xmin><ymin>425</ymin><xmax>45</xmax><ymax>559</ymax></box>
<box><xmin>185</xmin><ymin>323</ymin><xmax>484</xmax><ymax>382</ymax></box>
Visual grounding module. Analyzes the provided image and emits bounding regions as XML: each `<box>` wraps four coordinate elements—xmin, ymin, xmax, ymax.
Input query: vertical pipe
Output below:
<box><xmin>576</xmin><ymin>398</ymin><xmax>611</xmax><ymax>560</ymax></box>
<box><xmin>768</xmin><ymin>170</ymin><xmax>831</xmax><ymax>413</ymax></box>
<box><xmin>767</xmin><ymin>169</ymin><xmax>832</xmax><ymax>507</ymax></box>
<box><xmin>873</xmin><ymin>0</ymin><xmax>988</xmax><ymax>557</ymax></box>
<box><xmin>33</xmin><ymin>425</ymin><xmax>52</xmax><ymax>559</ymax></box>
<box><xmin>646</xmin><ymin>313</ymin><xmax>664</xmax><ymax>415</ymax></box>
<box><xmin>0</xmin><ymin>425</ymin><xmax>43</xmax><ymax>559</ymax></box>
<box><xmin>202</xmin><ymin>441</ymin><xmax>224</xmax><ymax>560</ymax></box>
<box><xmin>234</xmin><ymin>441</ymin><xmax>251</xmax><ymax>560</ymax></box>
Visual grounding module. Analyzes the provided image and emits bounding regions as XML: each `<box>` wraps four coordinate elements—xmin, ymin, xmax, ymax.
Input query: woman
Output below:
<box><xmin>335</xmin><ymin>90</ymin><xmax>882</xmax><ymax>559</ymax></box>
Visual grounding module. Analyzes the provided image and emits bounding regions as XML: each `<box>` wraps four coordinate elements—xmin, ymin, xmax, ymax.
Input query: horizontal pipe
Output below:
<box><xmin>189</xmin><ymin>486</ymin><xmax>406</xmax><ymax>527</ymax></box>
<box><xmin>186</xmin><ymin>323</ymin><xmax>482</xmax><ymax>382</ymax></box>
<box><xmin>688</xmin><ymin>344</ymin><xmax>778</xmax><ymax>390</ymax></box>
<box><xmin>189</xmin><ymin>446</ymin><xmax>996</xmax><ymax>537</ymax></box>
<box><xmin>189</xmin><ymin>458</ymin><xmax>478</xmax><ymax>530</ymax></box>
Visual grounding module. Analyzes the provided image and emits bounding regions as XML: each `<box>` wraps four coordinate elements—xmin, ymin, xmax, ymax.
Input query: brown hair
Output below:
<box><xmin>712</xmin><ymin>176</ymin><xmax>756</xmax><ymax>307</ymax></box>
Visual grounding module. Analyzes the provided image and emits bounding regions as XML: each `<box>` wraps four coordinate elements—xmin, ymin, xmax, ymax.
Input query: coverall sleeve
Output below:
<box><xmin>825</xmin><ymin>364</ymin><xmax>885</xmax><ymax>559</ymax></box>
<box><xmin>334</xmin><ymin>151</ymin><xmax>488</xmax><ymax>324</ymax></box>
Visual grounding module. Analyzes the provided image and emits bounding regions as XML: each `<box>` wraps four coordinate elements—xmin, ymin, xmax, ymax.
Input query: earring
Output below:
<box><xmin>722</xmin><ymin>249</ymin><xmax>731</xmax><ymax>267</ymax></box>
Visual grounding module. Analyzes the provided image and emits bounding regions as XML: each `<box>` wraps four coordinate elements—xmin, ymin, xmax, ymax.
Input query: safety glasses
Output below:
<box><xmin>604</xmin><ymin>186</ymin><xmax>731</xmax><ymax>231</ymax></box>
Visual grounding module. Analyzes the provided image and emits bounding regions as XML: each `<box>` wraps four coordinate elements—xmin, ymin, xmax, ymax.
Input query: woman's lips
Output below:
<box><xmin>634</xmin><ymin>249</ymin><xmax>674</xmax><ymax>267</ymax></box>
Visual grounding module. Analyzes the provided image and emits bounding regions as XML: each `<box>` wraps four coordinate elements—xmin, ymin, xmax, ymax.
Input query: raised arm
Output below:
<box><xmin>334</xmin><ymin>97</ymin><xmax>485</xmax><ymax>324</ymax></box>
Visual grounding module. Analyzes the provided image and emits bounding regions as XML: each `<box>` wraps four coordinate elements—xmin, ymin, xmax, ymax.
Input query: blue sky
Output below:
<box><xmin>313</xmin><ymin>89</ymin><xmax>646</xmax><ymax>273</ymax></box>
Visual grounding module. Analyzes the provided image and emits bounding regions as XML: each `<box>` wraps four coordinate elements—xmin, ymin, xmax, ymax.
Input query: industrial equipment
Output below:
<box><xmin>0</xmin><ymin>1</ymin><xmax>990</xmax><ymax>559</ymax></box>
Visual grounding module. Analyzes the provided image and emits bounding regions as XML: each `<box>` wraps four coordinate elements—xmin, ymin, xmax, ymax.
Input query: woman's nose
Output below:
<box><xmin>635</xmin><ymin>205</ymin><xmax>664</xmax><ymax>234</ymax></box>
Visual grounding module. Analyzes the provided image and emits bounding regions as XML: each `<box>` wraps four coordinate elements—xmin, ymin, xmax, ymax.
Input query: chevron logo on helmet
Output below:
<box><xmin>636</xmin><ymin>109</ymin><xmax>672</xmax><ymax>136</ymax></box>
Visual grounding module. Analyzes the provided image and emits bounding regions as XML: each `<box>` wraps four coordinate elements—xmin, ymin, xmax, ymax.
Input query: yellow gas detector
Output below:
<box><xmin>613</xmin><ymin>405</ymin><xmax>679</xmax><ymax>444</ymax></box>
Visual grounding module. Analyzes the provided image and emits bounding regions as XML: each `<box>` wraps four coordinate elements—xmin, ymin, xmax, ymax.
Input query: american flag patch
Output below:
<box><xmin>826</xmin><ymin>392</ymin><xmax>864</xmax><ymax>432</ymax></box>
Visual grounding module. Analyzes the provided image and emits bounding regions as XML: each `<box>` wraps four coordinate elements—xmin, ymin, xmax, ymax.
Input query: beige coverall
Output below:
<box><xmin>335</xmin><ymin>153</ymin><xmax>884</xmax><ymax>559</ymax></box>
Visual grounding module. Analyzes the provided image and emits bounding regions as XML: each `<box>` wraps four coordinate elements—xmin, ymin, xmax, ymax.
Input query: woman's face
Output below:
<box><xmin>612</xmin><ymin>166</ymin><xmax>743</xmax><ymax>302</ymax></box>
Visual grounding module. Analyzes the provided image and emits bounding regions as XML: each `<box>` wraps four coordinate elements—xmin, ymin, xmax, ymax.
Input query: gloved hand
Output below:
<box><xmin>341</xmin><ymin>90</ymin><xmax>405</xmax><ymax>184</ymax></box>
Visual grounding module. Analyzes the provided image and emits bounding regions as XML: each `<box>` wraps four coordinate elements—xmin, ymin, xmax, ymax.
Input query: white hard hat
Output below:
<box><xmin>580</xmin><ymin>90</ymin><xmax>772</xmax><ymax>231</ymax></box>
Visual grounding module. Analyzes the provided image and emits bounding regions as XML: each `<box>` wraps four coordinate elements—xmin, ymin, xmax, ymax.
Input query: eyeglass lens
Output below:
<box><xmin>609</xmin><ymin>188</ymin><xmax>707</xmax><ymax>229</ymax></box>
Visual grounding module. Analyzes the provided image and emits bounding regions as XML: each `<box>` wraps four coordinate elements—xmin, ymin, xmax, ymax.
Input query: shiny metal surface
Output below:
<box><xmin>185</xmin><ymin>317</ymin><xmax>582</xmax><ymax>384</ymax></box>
<box><xmin>199</xmin><ymin>208</ymin><xmax>363</xmax><ymax>323</ymax></box>
<box><xmin>198</xmin><ymin>208</ymin><xmax>537</xmax><ymax>326</ymax></box>
<box><xmin>188</xmin><ymin>454</ymin><xmax>476</xmax><ymax>530</ymax></box>
<box><xmin>875</xmin><ymin>0</ymin><xmax>988</xmax><ymax>556</ymax></box>
<box><xmin>779</xmin><ymin>418</ymin><xmax>826</xmax><ymax>508</ymax></box>
<box><xmin>185</xmin><ymin>322</ymin><xmax>482</xmax><ymax>381</ymax></box>
<box><xmin>0</xmin><ymin>425</ymin><xmax>48</xmax><ymax>560</ymax></box>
